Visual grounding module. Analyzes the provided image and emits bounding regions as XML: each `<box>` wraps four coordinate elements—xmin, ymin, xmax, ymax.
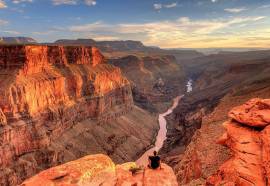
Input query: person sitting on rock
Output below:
<box><xmin>148</xmin><ymin>151</ymin><xmax>161</xmax><ymax>169</ymax></box>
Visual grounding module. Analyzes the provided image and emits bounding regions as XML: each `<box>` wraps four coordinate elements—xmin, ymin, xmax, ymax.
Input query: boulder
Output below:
<box><xmin>228</xmin><ymin>98</ymin><xmax>270</xmax><ymax>127</ymax></box>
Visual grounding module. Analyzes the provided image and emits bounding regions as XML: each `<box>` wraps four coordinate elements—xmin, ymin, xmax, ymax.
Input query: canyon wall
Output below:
<box><xmin>0</xmin><ymin>45</ymin><xmax>138</xmax><ymax>185</ymax></box>
<box><xmin>110</xmin><ymin>55</ymin><xmax>185</xmax><ymax>112</ymax></box>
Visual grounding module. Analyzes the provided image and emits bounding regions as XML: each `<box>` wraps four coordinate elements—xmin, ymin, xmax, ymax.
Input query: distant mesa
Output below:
<box><xmin>0</xmin><ymin>37</ymin><xmax>204</xmax><ymax>60</ymax></box>
<box><xmin>0</xmin><ymin>37</ymin><xmax>37</xmax><ymax>44</ymax></box>
<box><xmin>54</xmin><ymin>38</ymin><xmax>148</xmax><ymax>52</ymax></box>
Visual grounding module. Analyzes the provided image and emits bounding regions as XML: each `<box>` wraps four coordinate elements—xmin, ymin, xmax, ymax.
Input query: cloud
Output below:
<box><xmin>258</xmin><ymin>4</ymin><xmax>270</xmax><ymax>9</ymax></box>
<box><xmin>224</xmin><ymin>7</ymin><xmax>248</xmax><ymax>13</ymax></box>
<box><xmin>1</xmin><ymin>30</ymin><xmax>20</xmax><ymax>34</ymax></box>
<box><xmin>52</xmin><ymin>0</ymin><xmax>77</xmax><ymax>5</ymax></box>
<box><xmin>69</xmin><ymin>21</ymin><xmax>109</xmax><ymax>32</ymax></box>
<box><xmin>164</xmin><ymin>2</ymin><xmax>177</xmax><ymax>8</ymax></box>
<box><xmin>52</xmin><ymin>0</ymin><xmax>96</xmax><ymax>6</ymax></box>
<box><xmin>67</xmin><ymin>16</ymin><xmax>268</xmax><ymax>48</ymax></box>
<box><xmin>12</xmin><ymin>0</ymin><xmax>33</xmax><ymax>4</ymax></box>
<box><xmin>0</xmin><ymin>19</ymin><xmax>8</xmax><ymax>25</ymax></box>
<box><xmin>69</xmin><ymin>16</ymin><xmax>266</xmax><ymax>35</ymax></box>
<box><xmin>32</xmin><ymin>30</ymin><xmax>56</xmax><ymax>35</ymax></box>
<box><xmin>0</xmin><ymin>0</ymin><xmax>7</xmax><ymax>8</ymax></box>
<box><xmin>154</xmin><ymin>2</ymin><xmax>177</xmax><ymax>10</ymax></box>
<box><xmin>153</xmin><ymin>3</ymin><xmax>162</xmax><ymax>10</ymax></box>
<box><xmin>84</xmin><ymin>0</ymin><xmax>96</xmax><ymax>6</ymax></box>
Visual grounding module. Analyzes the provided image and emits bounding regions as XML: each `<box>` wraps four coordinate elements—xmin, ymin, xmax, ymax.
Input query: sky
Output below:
<box><xmin>0</xmin><ymin>0</ymin><xmax>270</xmax><ymax>48</ymax></box>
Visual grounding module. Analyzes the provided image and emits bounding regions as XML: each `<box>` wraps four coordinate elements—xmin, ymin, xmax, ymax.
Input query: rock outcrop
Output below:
<box><xmin>21</xmin><ymin>154</ymin><xmax>178</xmax><ymax>186</ymax></box>
<box><xmin>207</xmin><ymin>98</ymin><xmax>270</xmax><ymax>186</ymax></box>
<box><xmin>0</xmin><ymin>45</ymin><xmax>135</xmax><ymax>185</ymax></box>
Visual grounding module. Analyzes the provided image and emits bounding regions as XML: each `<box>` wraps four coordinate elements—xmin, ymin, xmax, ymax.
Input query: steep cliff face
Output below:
<box><xmin>207</xmin><ymin>98</ymin><xmax>270</xmax><ymax>186</ymax></box>
<box><xmin>0</xmin><ymin>45</ymin><xmax>137</xmax><ymax>185</ymax></box>
<box><xmin>21</xmin><ymin>154</ymin><xmax>178</xmax><ymax>186</ymax></box>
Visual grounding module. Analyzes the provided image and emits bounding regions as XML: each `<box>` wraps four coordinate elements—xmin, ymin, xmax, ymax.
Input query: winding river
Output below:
<box><xmin>136</xmin><ymin>79</ymin><xmax>193</xmax><ymax>166</ymax></box>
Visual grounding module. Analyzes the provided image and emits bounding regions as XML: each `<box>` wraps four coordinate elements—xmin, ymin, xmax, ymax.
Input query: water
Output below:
<box><xmin>136</xmin><ymin>79</ymin><xmax>193</xmax><ymax>166</ymax></box>
<box><xmin>186</xmin><ymin>79</ymin><xmax>193</xmax><ymax>93</ymax></box>
<box><xmin>136</xmin><ymin>96</ymin><xmax>182</xmax><ymax>166</ymax></box>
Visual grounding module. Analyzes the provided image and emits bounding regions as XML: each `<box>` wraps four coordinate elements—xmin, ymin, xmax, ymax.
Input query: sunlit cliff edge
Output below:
<box><xmin>21</xmin><ymin>154</ymin><xmax>178</xmax><ymax>186</ymax></box>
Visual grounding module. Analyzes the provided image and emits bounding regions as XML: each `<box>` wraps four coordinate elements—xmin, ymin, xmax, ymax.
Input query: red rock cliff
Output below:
<box><xmin>207</xmin><ymin>98</ymin><xmax>270</xmax><ymax>186</ymax></box>
<box><xmin>0</xmin><ymin>45</ymin><xmax>105</xmax><ymax>75</ymax></box>
<box><xmin>0</xmin><ymin>45</ymin><xmax>133</xmax><ymax>185</ymax></box>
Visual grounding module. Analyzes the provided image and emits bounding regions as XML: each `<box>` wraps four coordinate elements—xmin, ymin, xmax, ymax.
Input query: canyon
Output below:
<box><xmin>0</xmin><ymin>38</ymin><xmax>270</xmax><ymax>186</ymax></box>
<box><xmin>160</xmin><ymin>50</ymin><xmax>270</xmax><ymax>185</ymax></box>
<box><xmin>0</xmin><ymin>45</ymin><xmax>162</xmax><ymax>186</ymax></box>
<box><xmin>109</xmin><ymin>55</ymin><xmax>186</xmax><ymax>112</ymax></box>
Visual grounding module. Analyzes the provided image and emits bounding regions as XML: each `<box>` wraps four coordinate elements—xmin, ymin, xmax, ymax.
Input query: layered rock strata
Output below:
<box><xmin>110</xmin><ymin>55</ymin><xmax>185</xmax><ymax>112</ymax></box>
<box><xmin>207</xmin><ymin>98</ymin><xmax>270</xmax><ymax>185</ymax></box>
<box><xmin>21</xmin><ymin>154</ymin><xmax>178</xmax><ymax>186</ymax></box>
<box><xmin>0</xmin><ymin>45</ymin><xmax>134</xmax><ymax>185</ymax></box>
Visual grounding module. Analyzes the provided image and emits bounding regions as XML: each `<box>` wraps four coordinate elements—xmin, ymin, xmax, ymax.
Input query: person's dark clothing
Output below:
<box><xmin>149</xmin><ymin>155</ymin><xmax>160</xmax><ymax>169</ymax></box>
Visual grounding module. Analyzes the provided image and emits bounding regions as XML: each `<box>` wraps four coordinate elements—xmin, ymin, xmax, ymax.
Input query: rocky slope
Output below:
<box><xmin>0</xmin><ymin>45</ymin><xmax>159</xmax><ymax>186</ymax></box>
<box><xmin>21</xmin><ymin>154</ymin><xmax>178</xmax><ymax>186</ymax></box>
<box><xmin>110</xmin><ymin>55</ymin><xmax>186</xmax><ymax>112</ymax></box>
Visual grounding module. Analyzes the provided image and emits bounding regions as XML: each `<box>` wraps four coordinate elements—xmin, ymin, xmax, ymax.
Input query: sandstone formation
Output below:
<box><xmin>0</xmin><ymin>45</ymin><xmax>140</xmax><ymax>185</ymax></box>
<box><xmin>21</xmin><ymin>154</ymin><xmax>178</xmax><ymax>186</ymax></box>
<box><xmin>207</xmin><ymin>98</ymin><xmax>270</xmax><ymax>186</ymax></box>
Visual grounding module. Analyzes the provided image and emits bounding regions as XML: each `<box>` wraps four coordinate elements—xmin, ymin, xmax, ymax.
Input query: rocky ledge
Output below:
<box><xmin>21</xmin><ymin>154</ymin><xmax>178</xmax><ymax>186</ymax></box>
<box><xmin>207</xmin><ymin>98</ymin><xmax>270</xmax><ymax>185</ymax></box>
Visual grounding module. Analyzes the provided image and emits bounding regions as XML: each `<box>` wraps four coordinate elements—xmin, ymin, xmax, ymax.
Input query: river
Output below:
<box><xmin>136</xmin><ymin>79</ymin><xmax>193</xmax><ymax>166</ymax></box>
